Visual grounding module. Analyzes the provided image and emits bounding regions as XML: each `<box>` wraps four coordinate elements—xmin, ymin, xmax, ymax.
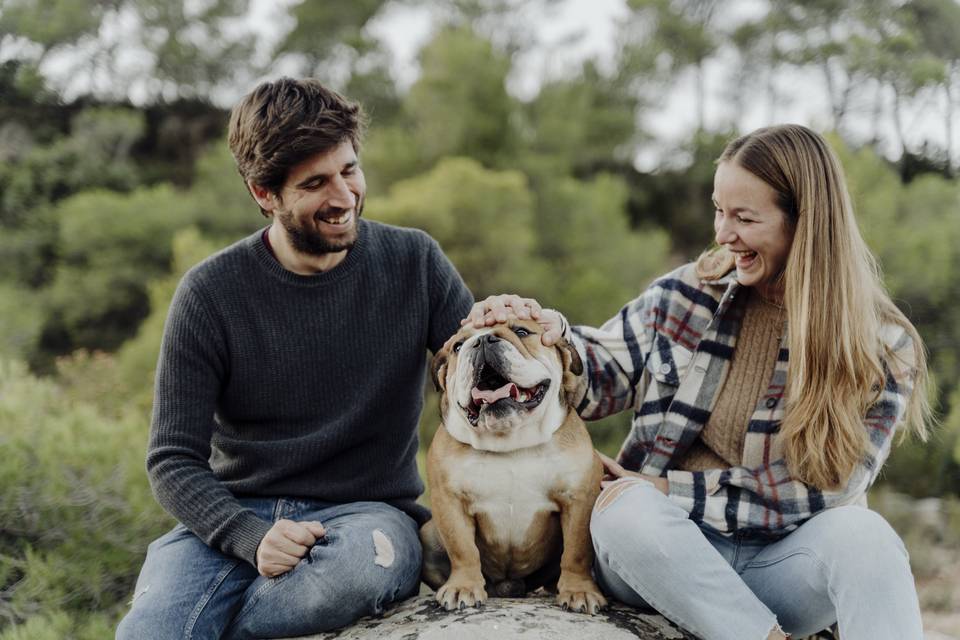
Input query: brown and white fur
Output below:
<box><xmin>420</xmin><ymin>317</ymin><xmax>606</xmax><ymax>614</ymax></box>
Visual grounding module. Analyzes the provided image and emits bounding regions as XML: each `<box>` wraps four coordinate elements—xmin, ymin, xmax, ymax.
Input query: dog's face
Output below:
<box><xmin>431</xmin><ymin>317</ymin><xmax>582</xmax><ymax>452</ymax></box>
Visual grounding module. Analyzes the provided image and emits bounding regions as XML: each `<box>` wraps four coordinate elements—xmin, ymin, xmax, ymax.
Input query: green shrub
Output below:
<box><xmin>0</xmin><ymin>359</ymin><xmax>173</xmax><ymax>634</ymax></box>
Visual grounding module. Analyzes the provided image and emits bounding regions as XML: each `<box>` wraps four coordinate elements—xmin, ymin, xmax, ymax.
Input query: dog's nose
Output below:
<box><xmin>485</xmin><ymin>333</ymin><xmax>501</xmax><ymax>344</ymax></box>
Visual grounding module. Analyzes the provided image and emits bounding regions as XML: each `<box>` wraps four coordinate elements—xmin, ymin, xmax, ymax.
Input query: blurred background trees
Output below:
<box><xmin>1</xmin><ymin>0</ymin><xmax>959</xmax><ymax>635</ymax></box>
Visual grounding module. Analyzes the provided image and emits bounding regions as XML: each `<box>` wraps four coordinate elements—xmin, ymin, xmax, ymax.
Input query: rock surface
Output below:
<box><xmin>284</xmin><ymin>593</ymin><xmax>698</xmax><ymax>640</ymax></box>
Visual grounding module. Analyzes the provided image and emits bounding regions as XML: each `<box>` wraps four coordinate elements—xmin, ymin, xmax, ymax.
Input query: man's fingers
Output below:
<box><xmin>278</xmin><ymin>520</ymin><xmax>318</xmax><ymax>547</ymax></box>
<box><xmin>466</xmin><ymin>294</ymin><xmax>548</xmax><ymax>327</ymax></box>
<box><xmin>258</xmin><ymin>554</ymin><xmax>300</xmax><ymax>577</ymax></box>
<box><xmin>484</xmin><ymin>295</ymin><xmax>509</xmax><ymax>323</ymax></box>
<box><xmin>303</xmin><ymin>521</ymin><xmax>326</xmax><ymax>538</ymax></box>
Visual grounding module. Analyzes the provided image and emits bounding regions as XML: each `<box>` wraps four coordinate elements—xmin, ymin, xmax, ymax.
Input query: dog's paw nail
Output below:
<box><xmin>459</xmin><ymin>601</ymin><xmax>466</xmax><ymax>610</ymax></box>
<box><xmin>561</xmin><ymin>602</ymin><xmax>569</xmax><ymax>611</ymax></box>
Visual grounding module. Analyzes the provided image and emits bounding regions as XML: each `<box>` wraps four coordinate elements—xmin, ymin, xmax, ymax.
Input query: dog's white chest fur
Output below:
<box><xmin>449</xmin><ymin>439</ymin><xmax>586</xmax><ymax>547</ymax></box>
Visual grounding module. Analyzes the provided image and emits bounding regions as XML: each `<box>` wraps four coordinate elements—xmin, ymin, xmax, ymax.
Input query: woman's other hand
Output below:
<box><xmin>597</xmin><ymin>451</ymin><xmax>668</xmax><ymax>494</ymax></box>
<box><xmin>461</xmin><ymin>295</ymin><xmax>565</xmax><ymax>346</ymax></box>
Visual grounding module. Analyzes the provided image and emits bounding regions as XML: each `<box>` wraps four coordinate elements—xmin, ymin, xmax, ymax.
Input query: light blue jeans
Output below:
<box><xmin>115</xmin><ymin>499</ymin><xmax>422</xmax><ymax>640</ymax></box>
<box><xmin>590</xmin><ymin>481</ymin><xmax>923</xmax><ymax>640</ymax></box>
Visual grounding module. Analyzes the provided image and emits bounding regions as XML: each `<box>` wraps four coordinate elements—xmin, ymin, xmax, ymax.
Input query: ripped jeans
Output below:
<box><xmin>116</xmin><ymin>499</ymin><xmax>422</xmax><ymax>640</ymax></box>
<box><xmin>590</xmin><ymin>481</ymin><xmax>923</xmax><ymax>640</ymax></box>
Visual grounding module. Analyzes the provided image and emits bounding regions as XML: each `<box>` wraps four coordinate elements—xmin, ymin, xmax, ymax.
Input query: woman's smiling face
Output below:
<box><xmin>713</xmin><ymin>160</ymin><xmax>794</xmax><ymax>298</ymax></box>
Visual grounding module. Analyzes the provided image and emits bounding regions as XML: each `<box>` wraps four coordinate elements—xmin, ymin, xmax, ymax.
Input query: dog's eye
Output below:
<box><xmin>453</xmin><ymin>341</ymin><xmax>464</xmax><ymax>353</ymax></box>
<box><xmin>512</xmin><ymin>327</ymin><xmax>530</xmax><ymax>338</ymax></box>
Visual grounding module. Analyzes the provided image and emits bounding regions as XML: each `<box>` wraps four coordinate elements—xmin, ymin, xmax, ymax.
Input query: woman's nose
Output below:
<box><xmin>714</xmin><ymin>215</ymin><xmax>736</xmax><ymax>245</ymax></box>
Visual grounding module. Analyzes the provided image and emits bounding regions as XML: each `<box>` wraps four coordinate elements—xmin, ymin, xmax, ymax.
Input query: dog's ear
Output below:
<box><xmin>556</xmin><ymin>337</ymin><xmax>584</xmax><ymax>406</ymax></box>
<box><xmin>557</xmin><ymin>337</ymin><xmax>583</xmax><ymax>376</ymax></box>
<box><xmin>430</xmin><ymin>351</ymin><xmax>448</xmax><ymax>393</ymax></box>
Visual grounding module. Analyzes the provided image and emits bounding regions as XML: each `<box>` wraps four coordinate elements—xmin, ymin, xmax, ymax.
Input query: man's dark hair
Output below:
<box><xmin>228</xmin><ymin>77</ymin><xmax>366</xmax><ymax>216</ymax></box>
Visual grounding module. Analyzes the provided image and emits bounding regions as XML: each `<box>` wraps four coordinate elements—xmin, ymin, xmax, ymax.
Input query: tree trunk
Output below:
<box><xmin>890</xmin><ymin>83</ymin><xmax>909</xmax><ymax>164</ymax></box>
<box><xmin>946</xmin><ymin>65</ymin><xmax>955</xmax><ymax>176</ymax></box>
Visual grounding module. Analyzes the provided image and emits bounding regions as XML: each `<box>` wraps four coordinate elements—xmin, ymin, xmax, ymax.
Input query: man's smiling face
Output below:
<box><xmin>264</xmin><ymin>139</ymin><xmax>366</xmax><ymax>258</ymax></box>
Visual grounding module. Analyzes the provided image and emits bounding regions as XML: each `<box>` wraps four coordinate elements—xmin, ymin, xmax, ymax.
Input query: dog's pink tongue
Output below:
<box><xmin>471</xmin><ymin>382</ymin><xmax>518</xmax><ymax>404</ymax></box>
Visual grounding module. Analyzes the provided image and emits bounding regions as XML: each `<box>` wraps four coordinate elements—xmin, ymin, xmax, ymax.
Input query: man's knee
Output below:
<box><xmin>280</xmin><ymin>506</ymin><xmax>421</xmax><ymax>613</ymax></box>
<box><xmin>329</xmin><ymin>510</ymin><xmax>421</xmax><ymax>602</ymax></box>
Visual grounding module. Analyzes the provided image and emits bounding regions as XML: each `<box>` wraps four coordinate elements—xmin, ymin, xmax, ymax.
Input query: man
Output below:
<box><xmin>116</xmin><ymin>78</ymin><xmax>473</xmax><ymax>640</ymax></box>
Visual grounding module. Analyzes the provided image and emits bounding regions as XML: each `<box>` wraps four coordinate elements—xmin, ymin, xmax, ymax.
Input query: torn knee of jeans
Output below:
<box><xmin>372</xmin><ymin>529</ymin><xmax>395</xmax><ymax>568</ymax></box>
<box><xmin>767</xmin><ymin>620</ymin><xmax>789</xmax><ymax>639</ymax></box>
<box><xmin>593</xmin><ymin>478</ymin><xmax>653</xmax><ymax>515</ymax></box>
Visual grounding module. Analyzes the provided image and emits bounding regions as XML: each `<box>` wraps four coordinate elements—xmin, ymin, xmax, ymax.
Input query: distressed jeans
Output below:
<box><xmin>590</xmin><ymin>480</ymin><xmax>923</xmax><ymax>640</ymax></box>
<box><xmin>116</xmin><ymin>499</ymin><xmax>422</xmax><ymax>640</ymax></box>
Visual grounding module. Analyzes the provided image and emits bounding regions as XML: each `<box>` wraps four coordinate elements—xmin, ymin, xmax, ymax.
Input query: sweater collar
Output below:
<box><xmin>248</xmin><ymin>218</ymin><xmax>369</xmax><ymax>286</ymax></box>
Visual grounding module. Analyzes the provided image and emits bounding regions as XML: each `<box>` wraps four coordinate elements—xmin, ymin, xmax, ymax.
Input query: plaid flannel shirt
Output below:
<box><xmin>567</xmin><ymin>262</ymin><xmax>917</xmax><ymax>537</ymax></box>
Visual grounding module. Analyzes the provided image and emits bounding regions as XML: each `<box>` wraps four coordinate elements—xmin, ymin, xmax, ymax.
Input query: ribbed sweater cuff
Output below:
<box><xmin>223</xmin><ymin>511</ymin><xmax>274</xmax><ymax>567</ymax></box>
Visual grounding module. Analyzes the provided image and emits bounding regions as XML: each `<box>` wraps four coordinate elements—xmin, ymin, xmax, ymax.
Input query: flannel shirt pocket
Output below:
<box><xmin>645</xmin><ymin>334</ymin><xmax>693</xmax><ymax>387</ymax></box>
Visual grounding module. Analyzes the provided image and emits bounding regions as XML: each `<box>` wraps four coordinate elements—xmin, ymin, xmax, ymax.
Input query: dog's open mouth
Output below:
<box><xmin>462</xmin><ymin>361</ymin><xmax>549</xmax><ymax>426</ymax></box>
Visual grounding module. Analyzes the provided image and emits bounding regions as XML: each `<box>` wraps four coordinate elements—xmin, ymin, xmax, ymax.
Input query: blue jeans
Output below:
<box><xmin>116</xmin><ymin>499</ymin><xmax>422</xmax><ymax>640</ymax></box>
<box><xmin>590</xmin><ymin>481</ymin><xmax>923</xmax><ymax>640</ymax></box>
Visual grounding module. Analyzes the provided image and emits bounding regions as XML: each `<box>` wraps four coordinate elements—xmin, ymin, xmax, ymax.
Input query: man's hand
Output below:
<box><xmin>461</xmin><ymin>295</ymin><xmax>565</xmax><ymax>346</ymax></box>
<box><xmin>255</xmin><ymin>519</ymin><xmax>326</xmax><ymax>578</ymax></box>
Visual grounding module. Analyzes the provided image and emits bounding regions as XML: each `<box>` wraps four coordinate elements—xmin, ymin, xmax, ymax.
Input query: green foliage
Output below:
<box><xmin>20</xmin><ymin>140</ymin><xmax>261</xmax><ymax>366</ymax></box>
<box><xmin>839</xmin><ymin>138</ymin><xmax>960</xmax><ymax>391</ymax></box>
<box><xmin>520</xmin><ymin>62</ymin><xmax>640</xmax><ymax>174</ymax></box>
<box><xmin>836</xmin><ymin>137</ymin><xmax>960</xmax><ymax>495</ymax></box>
<box><xmin>529</xmin><ymin>172</ymin><xmax>673</xmax><ymax>326</ymax></box>
<box><xmin>40</xmin><ymin>184</ymin><xmax>189</xmax><ymax>355</ymax></box>
<box><xmin>0</xmin><ymin>283</ymin><xmax>44</xmax><ymax>361</ymax></box>
<box><xmin>371</xmin><ymin>156</ymin><xmax>539</xmax><ymax>297</ymax></box>
<box><xmin>55</xmin><ymin>228</ymin><xmax>220</xmax><ymax>418</ymax></box>
<box><xmin>406</xmin><ymin>26</ymin><xmax>517</xmax><ymax>169</ymax></box>
<box><xmin>0</xmin><ymin>0</ymin><xmax>109</xmax><ymax>51</ymax></box>
<box><xmin>0</xmin><ymin>107</ymin><xmax>145</xmax><ymax>227</ymax></box>
<box><xmin>0</xmin><ymin>359</ymin><xmax>173</xmax><ymax>634</ymax></box>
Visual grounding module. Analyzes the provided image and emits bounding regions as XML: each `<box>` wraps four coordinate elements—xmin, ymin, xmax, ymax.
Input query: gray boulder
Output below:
<box><xmin>284</xmin><ymin>593</ymin><xmax>698</xmax><ymax>639</ymax></box>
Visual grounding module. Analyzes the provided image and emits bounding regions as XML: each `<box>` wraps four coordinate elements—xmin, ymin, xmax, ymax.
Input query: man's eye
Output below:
<box><xmin>513</xmin><ymin>327</ymin><xmax>530</xmax><ymax>338</ymax></box>
<box><xmin>453</xmin><ymin>341</ymin><xmax>464</xmax><ymax>353</ymax></box>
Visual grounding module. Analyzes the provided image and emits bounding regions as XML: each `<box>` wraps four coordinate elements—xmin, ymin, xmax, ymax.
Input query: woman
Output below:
<box><xmin>465</xmin><ymin>124</ymin><xmax>931</xmax><ymax>640</ymax></box>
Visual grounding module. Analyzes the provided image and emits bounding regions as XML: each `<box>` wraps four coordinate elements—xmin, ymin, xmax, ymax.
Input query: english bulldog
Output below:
<box><xmin>420</xmin><ymin>317</ymin><xmax>607</xmax><ymax>614</ymax></box>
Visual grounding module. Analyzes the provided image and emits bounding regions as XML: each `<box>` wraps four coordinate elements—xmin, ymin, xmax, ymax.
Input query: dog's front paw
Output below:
<box><xmin>557</xmin><ymin>574</ymin><xmax>607</xmax><ymax>615</ymax></box>
<box><xmin>435</xmin><ymin>572</ymin><xmax>487</xmax><ymax>611</ymax></box>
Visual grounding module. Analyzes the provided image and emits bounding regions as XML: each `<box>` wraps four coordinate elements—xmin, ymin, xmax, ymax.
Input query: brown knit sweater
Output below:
<box><xmin>676</xmin><ymin>290</ymin><xmax>785</xmax><ymax>471</ymax></box>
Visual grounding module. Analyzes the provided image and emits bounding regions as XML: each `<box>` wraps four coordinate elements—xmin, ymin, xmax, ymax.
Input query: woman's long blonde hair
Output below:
<box><xmin>699</xmin><ymin>125</ymin><xmax>931</xmax><ymax>490</ymax></box>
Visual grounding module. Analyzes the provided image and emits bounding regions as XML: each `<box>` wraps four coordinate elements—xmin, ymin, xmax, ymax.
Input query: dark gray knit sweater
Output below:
<box><xmin>146</xmin><ymin>219</ymin><xmax>473</xmax><ymax>566</ymax></box>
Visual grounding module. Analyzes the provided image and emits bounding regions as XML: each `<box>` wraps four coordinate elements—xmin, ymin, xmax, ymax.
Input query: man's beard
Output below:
<box><xmin>278</xmin><ymin>199</ymin><xmax>364</xmax><ymax>257</ymax></box>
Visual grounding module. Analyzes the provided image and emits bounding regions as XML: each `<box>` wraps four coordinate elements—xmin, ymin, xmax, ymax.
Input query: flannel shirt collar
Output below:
<box><xmin>701</xmin><ymin>268</ymin><xmax>742</xmax><ymax>327</ymax></box>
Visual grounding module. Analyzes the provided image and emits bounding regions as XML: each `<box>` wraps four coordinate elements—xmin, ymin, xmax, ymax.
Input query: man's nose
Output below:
<box><xmin>328</xmin><ymin>175</ymin><xmax>356</xmax><ymax>209</ymax></box>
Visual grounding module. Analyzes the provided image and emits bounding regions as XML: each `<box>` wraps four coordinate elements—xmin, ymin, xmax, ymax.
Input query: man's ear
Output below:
<box><xmin>557</xmin><ymin>338</ymin><xmax>583</xmax><ymax>406</ymax></box>
<box><xmin>247</xmin><ymin>181</ymin><xmax>277</xmax><ymax>214</ymax></box>
<box><xmin>430</xmin><ymin>351</ymin><xmax>448</xmax><ymax>392</ymax></box>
